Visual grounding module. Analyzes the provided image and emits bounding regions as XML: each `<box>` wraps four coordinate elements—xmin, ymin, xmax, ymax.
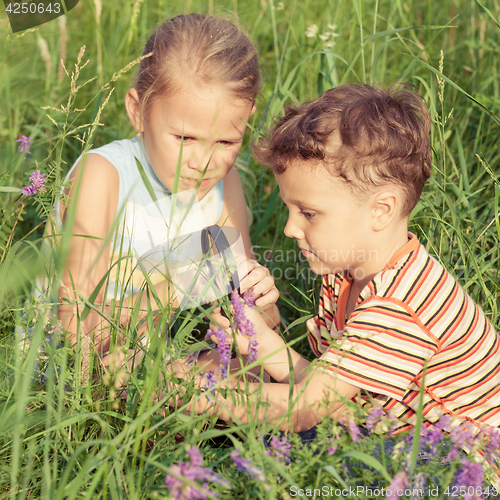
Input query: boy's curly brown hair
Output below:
<box><xmin>253</xmin><ymin>84</ymin><xmax>432</xmax><ymax>217</ymax></box>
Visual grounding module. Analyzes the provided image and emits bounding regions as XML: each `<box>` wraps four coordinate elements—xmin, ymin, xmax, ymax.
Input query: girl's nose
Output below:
<box><xmin>187</xmin><ymin>143</ymin><xmax>214</xmax><ymax>173</ymax></box>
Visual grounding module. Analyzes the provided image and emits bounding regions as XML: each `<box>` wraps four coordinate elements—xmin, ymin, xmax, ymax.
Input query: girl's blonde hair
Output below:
<box><xmin>135</xmin><ymin>14</ymin><xmax>261</xmax><ymax>116</ymax></box>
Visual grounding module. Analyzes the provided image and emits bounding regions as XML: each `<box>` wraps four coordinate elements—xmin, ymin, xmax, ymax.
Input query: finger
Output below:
<box><xmin>254</xmin><ymin>287</ymin><xmax>280</xmax><ymax>309</ymax></box>
<box><xmin>209</xmin><ymin>316</ymin><xmax>230</xmax><ymax>331</ymax></box>
<box><xmin>239</xmin><ymin>262</ymin><xmax>269</xmax><ymax>293</ymax></box>
<box><xmin>245</xmin><ymin>273</ymin><xmax>277</xmax><ymax>301</ymax></box>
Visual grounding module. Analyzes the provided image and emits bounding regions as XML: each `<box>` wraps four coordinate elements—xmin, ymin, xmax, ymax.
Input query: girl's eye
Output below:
<box><xmin>217</xmin><ymin>140</ymin><xmax>236</xmax><ymax>146</ymax></box>
<box><xmin>176</xmin><ymin>135</ymin><xmax>195</xmax><ymax>142</ymax></box>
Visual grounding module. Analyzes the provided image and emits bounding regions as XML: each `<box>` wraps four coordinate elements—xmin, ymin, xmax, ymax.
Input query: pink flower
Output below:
<box><xmin>386</xmin><ymin>471</ymin><xmax>409</xmax><ymax>498</ymax></box>
<box><xmin>230</xmin><ymin>290</ymin><xmax>258</xmax><ymax>364</ymax></box>
<box><xmin>347</xmin><ymin>418</ymin><xmax>361</xmax><ymax>443</ymax></box>
<box><xmin>366</xmin><ymin>406</ymin><xmax>384</xmax><ymax>431</ymax></box>
<box><xmin>266</xmin><ymin>435</ymin><xmax>292</xmax><ymax>464</ymax></box>
<box><xmin>208</xmin><ymin>327</ymin><xmax>231</xmax><ymax>380</ymax></box>
<box><xmin>16</xmin><ymin>135</ymin><xmax>32</xmax><ymax>157</ymax></box>
<box><xmin>21</xmin><ymin>170</ymin><xmax>46</xmax><ymax>196</ymax></box>
<box><xmin>165</xmin><ymin>446</ymin><xmax>229</xmax><ymax>499</ymax></box>
<box><xmin>450</xmin><ymin>421</ymin><xmax>476</xmax><ymax>449</ymax></box>
<box><xmin>327</xmin><ymin>437</ymin><xmax>337</xmax><ymax>455</ymax></box>
<box><xmin>230</xmin><ymin>449</ymin><xmax>266</xmax><ymax>481</ymax></box>
<box><xmin>478</xmin><ymin>424</ymin><xmax>500</xmax><ymax>463</ymax></box>
<box><xmin>454</xmin><ymin>459</ymin><xmax>483</xmax><ymax>500</ymax></box>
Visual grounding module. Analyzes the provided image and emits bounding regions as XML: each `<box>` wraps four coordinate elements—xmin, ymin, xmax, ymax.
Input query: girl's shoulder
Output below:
<box><xmin>85</xmin><ymin>137</ymin><xmax>144</xmax><ymax>168</ymax></box>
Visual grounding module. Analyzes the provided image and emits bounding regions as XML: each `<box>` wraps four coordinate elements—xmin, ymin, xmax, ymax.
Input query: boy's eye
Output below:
<box><xmin>300</xmin><ymin>210</ymin><xmax>316</xmax><ymax>220</ymax></box>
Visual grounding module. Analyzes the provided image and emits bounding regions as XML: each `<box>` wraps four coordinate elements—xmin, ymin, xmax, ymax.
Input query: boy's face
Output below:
<box><xmin>276</xmin><ymin>162</ymin><xmax>376</xmax><ymax>278</ymax></box>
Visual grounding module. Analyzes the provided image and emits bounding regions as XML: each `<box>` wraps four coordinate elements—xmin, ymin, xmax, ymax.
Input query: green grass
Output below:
<box><xmin>1</xmin><ymin>0</ymin><xmax>500</xmax><ymax>498</ymax></box>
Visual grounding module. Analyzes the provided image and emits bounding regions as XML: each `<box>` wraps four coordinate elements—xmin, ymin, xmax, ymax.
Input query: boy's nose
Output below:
<box><xmin>284</xmin><ymin>216</ymin><xmax>304</xmax><ymax>241</ymax></box>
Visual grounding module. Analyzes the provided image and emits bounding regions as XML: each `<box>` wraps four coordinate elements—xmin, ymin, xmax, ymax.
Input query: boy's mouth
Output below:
<box><xmin>300</xmin><ymin>247</ymin><xmax>315</xmax><ymax>257</ymax></box>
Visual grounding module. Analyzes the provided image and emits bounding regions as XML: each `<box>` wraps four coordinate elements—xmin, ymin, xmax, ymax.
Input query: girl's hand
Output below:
<box><xmin>240</xmin><ymin>260</ymin><xmax>278</xmax><ymax>312</ymax></box>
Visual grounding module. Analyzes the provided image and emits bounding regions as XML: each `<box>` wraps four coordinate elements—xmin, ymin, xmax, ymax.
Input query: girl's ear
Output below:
<box><xmin>125</xmin><ymin>88</ymin><xmax>143</xmax><ymax>133</ymax></box>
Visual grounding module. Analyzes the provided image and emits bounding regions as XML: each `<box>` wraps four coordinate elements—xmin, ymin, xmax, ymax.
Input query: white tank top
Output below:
<box><xmin>55</xmin><ymin>136</ymin><xmax>225</xmax><ymax>300</ymax></box>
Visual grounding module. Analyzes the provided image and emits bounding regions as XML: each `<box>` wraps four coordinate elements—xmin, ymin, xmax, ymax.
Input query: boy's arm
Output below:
<box><xmin>190</xmin><ymin>368</ymin><xmax>359</xmax><ymax>432</ymax></box>
<box><xmin>210</xmin><ymin>305</ymin><xmax>309</xmax><ymax>384</ymax></box>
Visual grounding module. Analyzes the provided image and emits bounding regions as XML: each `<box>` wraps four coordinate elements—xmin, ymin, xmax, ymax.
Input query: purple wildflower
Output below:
<box><xmin>21</xmin><ymin>170</ymin><xmax>46</xmax><ymax>196</ymax></box>
<box><xmin>347</xmin><ymin>418</ymin><xmax>361</xmax><ymax>443</ymax></box>
<box><xmin>412</xmin><ymin>473</ymin><xmax>427</xmax><ymax>500</ymax></box>
<box><xmin>266</xmin><ymin>435</ymin><xmax>292</xmax><ymax>464</ymax></box>
<box><xmin>366</xmin><ymin>406</ymin><xmax>384</xmax><ymax>432</ymax></box>
<box><xmin>420</xmin><ymin>424</ymin><xmax>443</xmax><ymax>455</ymax></box>
<box><xmin>209</xmin><ymin>327</ymin><xmax>231</xmax><ymax>380</ymax></box>
<box><xmin>481</xmin><ymin>424</ymin><xmax>500</xmax><ymax>462</ymax></box>
<box><xmin>242</xmin><ymin>289</ymin><xmax>255</xmax><ymax>307</ymax></box>
<box><xmin>435</xmin><ymin>414</ymin><xmax>453</xmax><ymax>432</ymax></box>
<box><xmin>327</xmin><ymin>437</ymin><xmax>337</xmax><ymax>455</ymax></box>
<box><xmin>386</xmin><ymin>471</ymin><xmax>409</xmax><ymax>499</ymax></box>
<box><xmin>16</xmin><ymin>135</ymin><xmax>32</xmax><ymax>157</ymax></box>
<box><xmin>450</xmin><ymin>421</ymin><xmax>476</xmax><ymax>449</ymax></box>
<box><xmin>230</xmin><ymin>449</ymin><xmax>266</xmax><ymax>481</ymax></box>
<box><xmin>165</xmin><ymin>446</ymin><xmax>229</xmax><ymax>500</ymax></box>
<box><xmin>476</xmin><ymin>424</ymin><xmax>500</xmax><ymax>461</ymax></box>
<box><xmin>202</xmin><ymin>370</ymin><xmax>217</xmax><ymax>395</ymax></box>
<box><xmin>454</xmin><ymin>458</ymin><xmax>483</xmax><ymax>500</ymax></box>
<box><xmin>186</xmin><ymin>446</ymin><xmax>204</xmax><ymax>467</ymax></box>
<box><xmin>230</xmin><ymin>290</ymin><xmax>258</xmax><ymax>364</ymax></box>
<box><xmin>46</xmin><ymin>321</ymin><xmax>63</xmax><ymax>336</ymax></box>
<box><xmin>447</xmin><ymin>446</ymin><xmax>459</xmax><ymax>461</ymax></box>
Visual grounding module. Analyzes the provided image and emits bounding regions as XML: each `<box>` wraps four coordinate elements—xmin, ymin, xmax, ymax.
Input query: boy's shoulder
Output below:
<box><xmin>325</xmin><ymin>233</ymin><xmax>467</xmax><ymax>319</ymax></box>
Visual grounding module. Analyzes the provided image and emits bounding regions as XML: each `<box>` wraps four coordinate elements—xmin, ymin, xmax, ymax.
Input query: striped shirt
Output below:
<box><xmin>307</xmin><ymin>233</ymin><xmax>500</xmax><ymax>433</ymax></box>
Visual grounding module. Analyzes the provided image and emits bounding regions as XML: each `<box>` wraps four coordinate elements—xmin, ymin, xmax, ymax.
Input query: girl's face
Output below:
<box><xmin>127</xmin><ymin>87</ymin><xmax>255</xmax><ymax>200</ymax></box>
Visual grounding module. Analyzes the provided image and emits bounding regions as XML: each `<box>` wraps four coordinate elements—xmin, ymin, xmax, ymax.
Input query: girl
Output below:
<box><xmin>57</xmin><ymin>14</ymin><xmax>279</xmax><ymax>365</ymax></box>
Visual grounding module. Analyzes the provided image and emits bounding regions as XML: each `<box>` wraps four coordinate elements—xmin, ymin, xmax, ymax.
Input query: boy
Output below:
<box><xmin>199</xmin><ymin>84</ymin><xmax>500</xmax><ymax>435</ymax></box>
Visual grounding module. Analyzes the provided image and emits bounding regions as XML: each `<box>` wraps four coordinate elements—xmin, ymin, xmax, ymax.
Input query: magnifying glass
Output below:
<box><xmin>201</xmin><ymin>224</ymin><xmax>240</xmax><ymax>305</ymax></box>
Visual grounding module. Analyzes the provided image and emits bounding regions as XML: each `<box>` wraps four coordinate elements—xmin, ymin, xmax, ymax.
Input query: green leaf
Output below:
<box><xmin>340</xmin><ymin>451</ymin><xmax>392</xmax><ymax>483</ymax></box>
<box><xmin>323</xmin><ymin>465</ymin><xmax>355</xmax><ymax>493</ymax></box>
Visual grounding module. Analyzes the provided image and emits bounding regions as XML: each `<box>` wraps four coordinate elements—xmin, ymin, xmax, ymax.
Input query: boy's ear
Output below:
<box><xmin>371</xmin><ymin>188</ymin><xmax>402</xmax><ymax>231</ymax></box>
<box><xmin>125</xmin><ymin>88</ymin><xmax>143</xmax><ymax>133</ymax></box>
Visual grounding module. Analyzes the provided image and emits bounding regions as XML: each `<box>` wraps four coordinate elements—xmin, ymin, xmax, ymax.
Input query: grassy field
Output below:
<box><xmin>1</xmin><ymin>0</ymin><xmax>500</xmax><ymax>498</ymax></box>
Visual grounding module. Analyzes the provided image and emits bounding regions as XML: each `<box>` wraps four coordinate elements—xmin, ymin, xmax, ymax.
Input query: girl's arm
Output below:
<box><xmin>217</xmin><ymin>167</ymin><xmax>280</xmax><ymax>329</ymax></box>
<box><xmin>58</xmin><ymin>154</ymin><xmax>176</xmax><ymax>353</ymax></box>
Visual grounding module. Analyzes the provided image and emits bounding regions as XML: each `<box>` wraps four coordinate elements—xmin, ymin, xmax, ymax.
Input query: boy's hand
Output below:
<box><xmin>208</xmin><ymin>296</ymin><xmax>277</xmax><ymax>356</ymax></box>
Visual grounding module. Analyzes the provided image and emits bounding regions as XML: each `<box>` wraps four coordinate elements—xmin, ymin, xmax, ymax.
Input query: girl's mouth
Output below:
<box><xmin>181</xmin><ymin>177</ymin><xmax>211</xmax><ymax>189</ymax></box>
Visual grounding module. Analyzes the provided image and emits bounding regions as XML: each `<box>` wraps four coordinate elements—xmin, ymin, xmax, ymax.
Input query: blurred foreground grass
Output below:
<box><xmin>0</xmin><ymin>0</ymin><xmax>500</xmax><ymax>498</ymax></box>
